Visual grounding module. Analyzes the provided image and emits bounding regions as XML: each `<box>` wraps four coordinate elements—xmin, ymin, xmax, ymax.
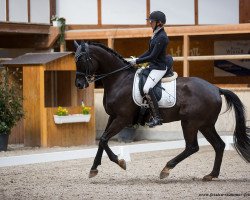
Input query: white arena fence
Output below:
<box><xmin>0</xmin><ymin>136</ymin><xmax>233</xmax><ymax>167</ymax></box>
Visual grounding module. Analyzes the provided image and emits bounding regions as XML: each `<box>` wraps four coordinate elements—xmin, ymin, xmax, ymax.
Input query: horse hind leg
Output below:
<box><xmin>199</xmin><ymin>125</ymin><xmax>225</xmax><ymax>181</ymax></box>
<box><xmin>160</xmin><ymin>120</ymin><xmax>199</xmax><ymax>179</ymax></box>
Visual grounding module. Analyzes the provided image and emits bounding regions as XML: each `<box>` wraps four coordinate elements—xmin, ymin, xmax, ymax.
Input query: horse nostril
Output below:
<box><xmin>75</xmin><ymin>81</ymin><xmax>81</xmax><ymax>87</ymax></box>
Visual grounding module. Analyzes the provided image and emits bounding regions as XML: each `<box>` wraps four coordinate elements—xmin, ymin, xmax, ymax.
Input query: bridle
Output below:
<box><xmin>74</xmin><ymin>41</ymin><xmax>132</xmax><ymax>83</ymax></box>
<box><xmin>75</xmin><ymin>42</ymin><xmax>93</xmax><ymax>81</ymax></box>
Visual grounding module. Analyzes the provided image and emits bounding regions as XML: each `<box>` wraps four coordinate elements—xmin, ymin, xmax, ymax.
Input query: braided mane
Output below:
<box><xmin>88</xmin><ymin>41</ymin><xmax>130</xmax><ymax>65</ymax></box>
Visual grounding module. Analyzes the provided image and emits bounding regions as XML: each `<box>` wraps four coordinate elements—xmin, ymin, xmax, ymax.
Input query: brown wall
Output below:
<box><xmin>189</xmin><ymin>34</ymin><xmax>250</xmax><ymax>84</ymax></box>
<box><xmin>92</xmin><ymin>35</ymin><xmax>250</xmax><ymax>85</ymax></box>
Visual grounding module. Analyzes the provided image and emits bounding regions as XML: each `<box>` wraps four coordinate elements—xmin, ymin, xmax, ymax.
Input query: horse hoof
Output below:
<box><xmin>202</xmin><ymin>175</ymin><xmax>218</xmax><ymax>181</ymax></box>
<box><xmin>89</xmin><ymin>169</ymin><xmax>98</xmax><ymax>178</ymax></box>
<box><xmin>160</xmin><ymin>167</ymin><xmax>171</xmax><ymax>179</ymax></box>
<box><xmin>118</xmin><ymin>159</ymin><xmax>126</xmax><ymax>170</ymax></box>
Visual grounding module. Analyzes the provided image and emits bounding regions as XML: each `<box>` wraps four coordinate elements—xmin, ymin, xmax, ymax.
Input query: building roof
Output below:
<box><xmin>2</xmin><ymin>52</ymin><xmax>73</xmax><ymax>66</ymax></box>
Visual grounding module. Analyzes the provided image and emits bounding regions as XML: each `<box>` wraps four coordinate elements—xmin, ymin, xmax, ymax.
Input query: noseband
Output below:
<box><xmin>75</xmin><ymin>42</ymin><xmax>132</xmax><ymax>83</ymax></box>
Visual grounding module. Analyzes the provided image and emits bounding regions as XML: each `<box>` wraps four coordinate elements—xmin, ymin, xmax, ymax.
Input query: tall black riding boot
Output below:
<box><xmin>145</xmin><ymin>88</ymin><xmax>163</xmax><ymax>128</ymax></box>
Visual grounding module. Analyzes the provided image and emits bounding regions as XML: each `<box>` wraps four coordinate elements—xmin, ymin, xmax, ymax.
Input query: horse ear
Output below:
<box><xmin>74</xmin><ymin>40</ymin><xmax>80</xmax><ymax>49</ymax></box>
<box><xmin>80</xmin><ymin>41</ymin><xmax>86</xmax><ymax>50</ymax></box>
<box><xmin>80</xmin><ymin>41</ymin><xmax>85</xmax><ymax>47</ymax></box>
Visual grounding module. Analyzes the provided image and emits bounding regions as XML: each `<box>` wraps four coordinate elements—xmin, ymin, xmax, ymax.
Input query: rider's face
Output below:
<box><xmin>149</xmin><ymin>20</ymin><xmax>156</xmax><ymax>30</ymax></box>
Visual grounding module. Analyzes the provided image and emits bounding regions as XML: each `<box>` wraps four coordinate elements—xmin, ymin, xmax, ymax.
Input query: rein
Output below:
<box><xmin>75</xmin><ymin>42</ymin><xmax>132</xmax><ymax>83</ymax></box>
<box><xmin>76</xmin><ymin>64</ymin><xmax>132</xmax><ymax>83</ymax></box>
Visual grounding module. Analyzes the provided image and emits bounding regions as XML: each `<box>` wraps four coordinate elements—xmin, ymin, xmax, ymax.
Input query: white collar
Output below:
<box><xmin>151</xmin><ymin>27</ymin><xmax>163</xmax><ymax>39</ymax></box>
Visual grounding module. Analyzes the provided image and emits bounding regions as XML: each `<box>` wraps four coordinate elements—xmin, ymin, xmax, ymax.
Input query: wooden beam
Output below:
<box><xmin>173</xmin><ymin>57</ymin><xmax>184</xmax><ymax>61</ymax></box>
<box><xmin>23</xmin><ymin>66</ymin><xmax>45</xmax><ymax>147</ymax></box>
<box><xmin>50</xmin><ymin>0</ymin><xmax>56</xmax><ymax>23</ymax></box>
<box><xmin>97</xmin><ymin>0</ymin><xmax>102</xmax><ymax>26</ymax></box>
<box><xmin>71</xmin><ymin>71</ymin><xmax>78</xmax><ymax>106</ymax></box>
<box><xmin>39</xmin><ymin>67</ymin><xmax>47</xmax><ymax>147</ymax></box>
<box><xmin>188</xmin><ymin>54</ymin><xmax>250</xmax><ymax>61</ymax></box>
<box><xmin>46</xmin><ymin>26</ymin><xmax>60</xmax><ymax>49</ymax></box>
<box><xmin>194</xmin><ymin>0</ymin><xmax>198</xmax><ymax>25</ymax></box>
<box><xmin>60</xmin><ymin>43</ymin><xmax>66</xmax><ymax>52</ymax></box>
<box><xmin>27</xmin><ymin>0</ymin><xmax>31</xmax><ymax>22</ymax></box>
<box><xmin>239</xmin><ymin>0</ymin><xmax>250</xmax><ymax>23</ymax></box>
<box><xmin>166</xmin><ymin>24</ymin><xmax>250</xmax><ymax>36</ymax></box>
<box><xmin>146</xmin><ymin>0</ymin><xmax>150</xmax><ymax>26</ymax></box>
<box><xmin>183</xmin><ymin>35</ymin><xmax>189</xmax><ymax>77</ymax></box>
<box><xmin>108</xmin><ymin>38</ymin><xmax>114</xmax><ymax>49</ymax></box>
<box><xmin>171</xmin><ymin>55</ymin><xmax>250</xmax><ymax>62</ymax></box>
<box><xmin>6</xmin><ymin>0</ymin><xmax>9</xmax><ymax>21</ymax></box>
<box><xmin>65</xmin><ymin>24</ymin><xmax>250</xmax><ymax>40</ymax></box>
<box><xmin>0</xmin><ymin>58</ymin><xmax>12</xmax><ymax>62</ymax></box>
<box><xmin>66</xmin><ymin>28</ymin><xmax>152</xmax><ymax>40</ymax></box>
<box><xmin>0</xmin><ymin>22</ymin><xmax>50</xmax><ymax>34</ymax></box>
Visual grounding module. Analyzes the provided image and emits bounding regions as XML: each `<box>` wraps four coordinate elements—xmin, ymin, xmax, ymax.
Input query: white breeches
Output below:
<box><xmin>143</xmin><ymin>69</ymin><xmax>167</xmax><ymax>94</ymax></box>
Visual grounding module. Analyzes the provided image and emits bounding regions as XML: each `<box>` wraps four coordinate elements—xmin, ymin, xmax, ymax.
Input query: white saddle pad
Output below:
<box><xmin>132</xmin><ymin>68</ymin><xmax>176</xmax><ymax>108</ymax></box>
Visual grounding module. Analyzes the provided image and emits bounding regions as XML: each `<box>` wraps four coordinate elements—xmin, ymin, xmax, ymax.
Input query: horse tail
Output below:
<box><xmin>219</xmin><ymin>88</ymin><xmax>250</xmax><ymax>162</ymax></box>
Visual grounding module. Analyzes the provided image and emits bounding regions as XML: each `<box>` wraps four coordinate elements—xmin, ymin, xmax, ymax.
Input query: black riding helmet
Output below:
<box><xmin>147</xmin><ymin>11</ymin><xmax>166</xmax><ymax>24</ymax></box>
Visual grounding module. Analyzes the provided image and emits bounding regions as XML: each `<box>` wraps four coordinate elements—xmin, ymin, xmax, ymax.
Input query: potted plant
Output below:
<box><xmin>0</xmin><ymin>68</ymin><xmax>24</xmax><ymax>151</ymax></box>
<box><xmin>53</xmin><ymin>105</ymin><xmax>91</xmax><ymax>124</ymax></box>
<box><xmin>51</xmin><ymin>15</ymin><xmax>66</xmax><ymax>52</ymax></box>
<box><xmin>54</xmin><ymin>106</ymin><xmax>69</xmax><ymax>124</ymax></box>
<box><xmin>51</xmin><ymin>15</ymin><xmax>60</xmax><ymax>27</ymax></box>
<box><xmin>56</xmin><ymin>106</ymin><xmax>69</xmax><ymax>116</ymax></box>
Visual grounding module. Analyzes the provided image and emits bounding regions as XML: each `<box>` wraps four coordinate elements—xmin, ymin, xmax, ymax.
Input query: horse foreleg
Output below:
<box><xmin>89</xmin><ymin>117</ymin><xmax>127</xmax><ymax>178</ymax></box>
<box><xmin>100</xmin><ymin>134</ymin><xmax>126</xmax><ymax>170</ymax></box>
<box><xmin>90</xmin><ymin>138</ymin><xmax>126</xmax><ymax>178</ymax></box>
<box><xmin>89</xmin><ymin>116</ymin><xmax>113</xmax><ymax>178</ymax></box>
<box><xmin>160</xmin><ymin>120</ymin><xmax>199</xmax><ymax>179</ymax></box>
<box><xmin>89</xmin><ymin>146</ymin><xmax>103</xmax><ymax>178</ymax></box>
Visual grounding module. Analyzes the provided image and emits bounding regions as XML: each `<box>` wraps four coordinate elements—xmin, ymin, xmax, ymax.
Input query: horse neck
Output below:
<box><xmin>92</xmin><ymin>46</ymin><xmax>131</xmax><ymax>89</ymax></box>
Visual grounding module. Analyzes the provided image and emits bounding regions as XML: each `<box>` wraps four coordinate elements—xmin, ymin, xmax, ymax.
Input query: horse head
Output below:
<box><xmin>74</xmin><ymin>41</ymin><xmax>131</xmax><ymax>89</ymax></box>
<box><xmin>74</xmin><ymin>41</ymin><xmax>97</xmax><ymax>89</ymax></box>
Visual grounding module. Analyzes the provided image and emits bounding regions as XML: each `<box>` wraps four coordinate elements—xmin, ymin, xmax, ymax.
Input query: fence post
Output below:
<box><xmin>119</xmin><ymin>146</ymin><xmax>131</xmax><ymax>162</ymax></box>
<box><xmin>183</xmin><ymin>34</ymin><xmax>190</xmax><ymax>77</ymax></box>
<box><xmin>108</xmin><ymin>37</ymin><xmax>114</xmax><ymax>49</ymax></box>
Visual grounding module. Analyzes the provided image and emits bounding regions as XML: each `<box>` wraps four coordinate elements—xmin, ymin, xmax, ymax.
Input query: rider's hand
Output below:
<box><xmin>129</xmin><ymin>58</ymin><xmax>137</xmax><ymax>66</ymax></box>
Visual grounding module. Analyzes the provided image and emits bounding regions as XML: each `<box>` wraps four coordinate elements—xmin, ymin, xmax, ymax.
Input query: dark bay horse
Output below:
<box><xmin>74</xmin><ymin>41</ymin><xmax>250</xmax><ymax>181</ymax></box>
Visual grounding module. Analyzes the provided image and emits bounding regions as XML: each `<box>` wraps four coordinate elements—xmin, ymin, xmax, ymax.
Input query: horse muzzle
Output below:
<box><xmin>75</xmin><ymin>80</ymin><xmax>89</xmax><ymax>89</ymax></box>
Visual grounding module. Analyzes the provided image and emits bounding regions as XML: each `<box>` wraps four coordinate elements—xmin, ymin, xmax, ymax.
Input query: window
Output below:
<box><xmin>102</xmin><ymin>0</ymin><xmax>146</xmax><ymax>24</ymax></box>
<box><xmin>151</xmin><ymin>0</ymin><xmax>195</xmax><ymax>25</ymax></box>
<box><xmin>9</xmin><ymin>0</ymin><xmax>28</xmax><ymax>22</ymax></box>
<box><xmin>199</xmin><ymin>0</ymin><xmax>239</xmax><ymax>24</ymax></box>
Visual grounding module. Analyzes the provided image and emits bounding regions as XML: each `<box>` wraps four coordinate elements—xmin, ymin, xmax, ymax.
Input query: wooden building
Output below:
<box><xmin>3</xmin><ymin>53</ymin><xmax>95</xmax><ymax>147</ymax></box>
<box><xmin>65</xmin><ymin>24</ymin><xmax>250</xmax><ymax>87</ymax></box>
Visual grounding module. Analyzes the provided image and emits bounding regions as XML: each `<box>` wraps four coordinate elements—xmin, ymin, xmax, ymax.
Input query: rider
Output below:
<box><xmin>129</xmin><ymin>11</ymin><xmax>169</xmax><ymax>128</ymax></box>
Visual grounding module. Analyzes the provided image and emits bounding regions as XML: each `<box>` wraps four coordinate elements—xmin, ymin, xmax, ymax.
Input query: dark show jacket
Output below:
<box><xmin>136</xmin><ymin>28</ymin><xmax>169</xmax><ymax>70</ymax></box>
